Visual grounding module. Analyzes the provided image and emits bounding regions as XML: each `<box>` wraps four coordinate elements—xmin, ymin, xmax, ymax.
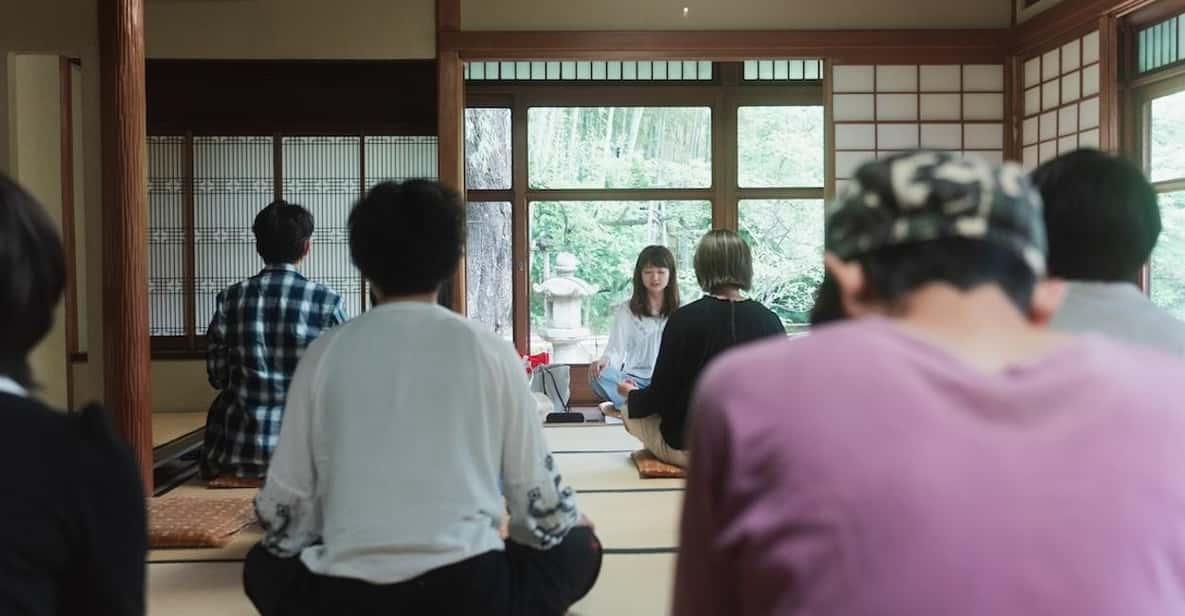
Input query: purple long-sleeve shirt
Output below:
<box><xmin>676</xmin><ymin>317</ymin><xmax>1185</xmax><ymax>616</ymax></box>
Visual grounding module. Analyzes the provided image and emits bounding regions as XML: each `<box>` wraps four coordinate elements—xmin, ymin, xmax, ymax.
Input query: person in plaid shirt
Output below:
<box><xmin>200</xmin><ymin>200</ymin><xmax>347</xmax><ymax>479</ymax></box>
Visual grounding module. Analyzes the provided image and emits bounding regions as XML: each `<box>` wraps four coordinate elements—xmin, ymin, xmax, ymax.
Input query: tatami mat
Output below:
<box><xmin>577</xmin><ymin>491</ymin><xmax>682</xmax><ymax>550</ymax></box>
<box><xmin>146</xmin><ymin>424</ymin><xmax>682</xmax><ymax>614</ymax></box>
<box><xmin>545</xmin><ymin>424</ymin><xmax>643</xmax><ymax>453</ymax></box>
<box><xmin>153</xmin><ymin>412</ymin><xmax>206</xmax><ymax>448</ymax></box>
<box><xmin>148</xmin><ymin>553</ymin><xmax>677</xmax><ymax>616</ymax></box>
<box><xmin>571</xmin><ymin>554</ymin><xmax>676</xmax><ymax>616</ymax></box>
<box><xmin>148</xmin><ymin>562</ymin><xmax>253</xmax><ymax>616</ymax></box>
<box><xmin>556</xmin><ymin>451</ymin><xmax>685</xmax><ymax>491</ymax></box>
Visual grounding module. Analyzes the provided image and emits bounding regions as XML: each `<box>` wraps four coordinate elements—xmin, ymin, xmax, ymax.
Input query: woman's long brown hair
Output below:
<box><xmin>628</xmin><ymin>245</ymin><xmax>680</xmax><ymax>318</ymax></box>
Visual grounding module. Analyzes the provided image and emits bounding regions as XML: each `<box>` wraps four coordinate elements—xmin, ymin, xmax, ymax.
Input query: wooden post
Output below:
<box><xmin>99</xmin><ymin>0</ymin><xmax>153</xmax><ymax>489</ymax></box>
<box><xmin>438</xmin><ymin>0</ymin><xmax>466</xmax><ymax>314</ymax></box>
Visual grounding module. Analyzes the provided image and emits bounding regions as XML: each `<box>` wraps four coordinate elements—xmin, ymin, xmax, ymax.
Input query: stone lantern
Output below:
<box><xmin>533</xmin><ymin>252</ymin><xmax>598</xmax><ymax>364</ymax></box>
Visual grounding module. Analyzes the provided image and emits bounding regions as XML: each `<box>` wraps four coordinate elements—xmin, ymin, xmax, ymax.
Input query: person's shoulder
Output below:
<box><xmin>703</xmin><ymin>319</ymin><xmax>869</xmax><ymax>386</ymax></box>
<box><xmin>671</xmin><ymin>296</ymin><xmax>709</xmax><ymax>317</ymax></box>
<box><xmin>1140</xmin><ymin>303</ymin><xmax>1185</xmax><ymax>353</ymax></box>
<box><xmin>1083</xmin><ymin>334</ymin><xmax>1185</xmax><ymax>388</ymax></box>
<box><xmin>746</xmin><ymin>299</ymin><xmax>785</xmax><ymax>326</ymax></box>
<box><xmin>1</xmin><ymin>393</ymin><xmax>72</xmax><ymax>436</ymax></box>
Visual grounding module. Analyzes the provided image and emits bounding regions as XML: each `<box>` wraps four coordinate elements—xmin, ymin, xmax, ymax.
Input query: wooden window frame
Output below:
<box><xmin>465</xmin><ymin>62</ymin><xmax>827</xmax><ymax>379</ymax></box>
<box><xmin>1124</xmin><ymin>65</ymin><xmax>1185</xmax><ymax>294</ymax></box>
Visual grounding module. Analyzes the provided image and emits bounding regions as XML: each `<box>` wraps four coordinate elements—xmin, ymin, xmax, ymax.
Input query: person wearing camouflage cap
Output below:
<box><xmin>674</xmin><ymin>151</ymin><xmax>1185</xmax><ymax>616</ymax></box>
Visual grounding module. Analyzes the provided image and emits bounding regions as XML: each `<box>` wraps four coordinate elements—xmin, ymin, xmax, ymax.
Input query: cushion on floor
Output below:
<box><xmin>630</xmin><ymin>449</ymin><xmax>687</xmax><ymax>479</ymax></box>
<box><xmin>206</xmin><ymin>476</ymin><xmax>264</xmax><ymax>489</ymax></box>
<box><xmin>148</xmin><ymin>495</ymin><xmax>258</xmax><ymax>548</ymax></box>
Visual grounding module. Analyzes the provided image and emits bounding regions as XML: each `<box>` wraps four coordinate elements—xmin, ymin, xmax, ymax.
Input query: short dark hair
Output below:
<box><xmin>694</xmin><ymin>229</ymin><xmax>753</xmax><ymax>294</ymax></box>
<box><xmin>629</xmin><ymin>245</ymin><xmax>680</xmax><ymax>318</ymax></box>
<box><xmin>349</xmin><ymin>179</ymin><xmax>465</xmax><ymax>297</ymax></box>
<box><xmin>1030</xmin><ymin>149</ymin><xmax>1160</xmax><ymax>282</ymax></box>
<box><xmin>809</xmin><ymin>272</ymin><xmax>845</xmax><ymax>326</ymax></box>
<box><xmin>856</xmin><ymin>237</ymin><xmax>1037</xmax><ymax>313</ymax></box>
<box><xmin>253</xmin><ymin>200</ymin><xmax>314</xmax><ymax>264</ymax></box>
<box><xmin>0</xmin><ymin>175</ymin><xmax>66</xmax><ymax>387</ymax></box>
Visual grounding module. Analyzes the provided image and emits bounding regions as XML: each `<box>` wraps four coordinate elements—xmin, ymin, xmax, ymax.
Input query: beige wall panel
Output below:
<box><xmin>146</xmin><ymin>0</ymin><xmax>435</xmax><ymax>59</ymax></box>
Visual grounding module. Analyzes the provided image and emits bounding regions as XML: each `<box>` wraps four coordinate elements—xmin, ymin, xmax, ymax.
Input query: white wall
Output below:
<box><xmin>9</xmin><ymin>54</ymin><xmax>69</xmax><ymax>409</ymax></box>
<box><xmin>146</xmin><ymin>0</ymin><xmax>436</xmax><ymax>59</ymax></box>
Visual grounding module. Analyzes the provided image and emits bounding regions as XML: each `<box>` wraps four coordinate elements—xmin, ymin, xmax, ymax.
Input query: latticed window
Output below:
<box><xmin>146</xmin><ymin>134</ymin><xmax>438</xmax><ymax>351</ymax></box>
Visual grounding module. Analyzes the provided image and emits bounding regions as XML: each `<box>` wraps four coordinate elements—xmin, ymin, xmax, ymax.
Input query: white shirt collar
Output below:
<box><xmin>0</xmin><ymin>376</ymin><xmax>28</xmax><ymax>398</ymax></box>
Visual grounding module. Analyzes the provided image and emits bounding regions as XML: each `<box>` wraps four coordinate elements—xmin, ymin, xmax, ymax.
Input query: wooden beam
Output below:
<box><xmin>438</xmin><ymin>0</ymin><xmax>466</xmax><ymax>314</ymax></box>
<box><xmin>59</xmin><ymin>57</ymin><xmax>78</xmax><ymax>413</ymax></box>
<box><xmin>1100</xmin><ymin>14</ymin><xmax>1122</xmax><ymax>152</ymax></box>
<box><xmin>440</xmin><ymin>29</ymin><xmax>1009</xmax><ymax>63</ymax></box>
<box><xmin>437</xmin><ymin>0</ymin><xmax>460</xmax><ymax>32</ymax></box>
<box><xmin>511</xmin><ymin>99</ymin><xmax>528</xmax><ymax>355</ymax></box>
<box><xmin>99</xmin><ymin>0</ymin><xmax>153</xmax><ymax>489</ymax></box>
<box><xmin>1011</xmin><ymin>0</ymin><xmax>1164</xmax><ymax>55</ymax></box>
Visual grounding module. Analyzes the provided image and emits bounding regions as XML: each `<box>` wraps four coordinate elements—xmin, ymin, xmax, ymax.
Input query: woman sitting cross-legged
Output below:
<box><xmin>614</xmin><ymin>229</ymin><xmax>786</xmax><ymax>467</ymax></box>
<box><xmin>589</xmin><ymin>245</ymin><xmax>680</xmax><ymax>414</ymax></box>
<box><xmin>244</xmin><ymin>180</ymin><xmax>602</xmax><ymax>616</ymax></box>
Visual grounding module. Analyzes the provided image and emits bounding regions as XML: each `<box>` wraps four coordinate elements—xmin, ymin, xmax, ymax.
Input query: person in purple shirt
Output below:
<box><xmin>675</xmin><ymin>151</ymin><xmax>1185</xmax><ymax>616</ymax></box>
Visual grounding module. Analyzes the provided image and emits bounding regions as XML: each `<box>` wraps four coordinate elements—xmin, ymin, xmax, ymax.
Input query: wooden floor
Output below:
<box><xmin>152</xmin><ymin>412</ymin><xmax>206</xmax><ymax>448</ymax></box>
<box><xmin>146</xmin><ymin>423</ymin><xmax>679</xmax><ymax>615</ymax></box>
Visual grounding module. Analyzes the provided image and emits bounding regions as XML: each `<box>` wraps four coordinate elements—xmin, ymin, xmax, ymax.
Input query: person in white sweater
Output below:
<box><xmin>589</xmin><ymin>245</ymin><xmax>681</xmax><ymax>411</ymax></box>
<box><xmin>244</xmin><ymin>180</ymin><xmax>602</xmax><ymax>616</ymax></box>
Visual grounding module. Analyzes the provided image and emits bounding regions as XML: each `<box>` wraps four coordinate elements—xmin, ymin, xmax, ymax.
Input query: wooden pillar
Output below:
<box><xmin>1099</xmin><ymin>14</ymin><xmax>1121</xmax><ymax>153</ymax></box>
<box><xmin>438</xmin><ymin>0</ymin><xmax>466</xmax><ymax>314</ymax></box>
<box><xmin>99</xmin><ymin>0</ymin><xmax>153</xmax><ymax>489</ymax></box>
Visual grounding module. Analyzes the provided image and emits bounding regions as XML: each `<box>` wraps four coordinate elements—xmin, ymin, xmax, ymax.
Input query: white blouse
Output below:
<box><xmin>600</xmin><ymin>301</ymin><xmax>668</xmax><ymax>380</ymax></box>
<box><xmin>255</xmin><ymin>302</ymin><xmax>581</xmax><ymax>584</ymax></box>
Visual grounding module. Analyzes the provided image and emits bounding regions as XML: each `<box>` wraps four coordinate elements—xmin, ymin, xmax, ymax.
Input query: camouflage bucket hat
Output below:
<box><xmin>825</xmin><ymin>151</ymin><xmax>1048</xmax><ymax>276</ymax></box>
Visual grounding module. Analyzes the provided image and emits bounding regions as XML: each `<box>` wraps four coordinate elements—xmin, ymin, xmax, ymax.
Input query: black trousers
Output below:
<box><xmin>243</xmin><ymin>527</ymin><xmax>603</xmax><ymax>616</ymax></box>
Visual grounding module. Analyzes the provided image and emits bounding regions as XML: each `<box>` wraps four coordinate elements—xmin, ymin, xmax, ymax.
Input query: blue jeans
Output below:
<box><xmin>589</xmin><ymin>366</ymin><xmax>650</xmax><ymax>409</ymax></box>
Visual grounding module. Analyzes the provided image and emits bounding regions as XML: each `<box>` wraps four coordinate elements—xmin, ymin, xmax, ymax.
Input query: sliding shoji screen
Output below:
<box><xmin>832</xmin><ymin>64</ymin><xmax>1005</xmax><ymax>194</ymax></box>
<box><xmin>193</xmin><ymin>136</ymin><xmax>276</xmax><ymax>332</ymax></box>
<box><xmin>1021</xmin><ymin>31</ymin><xmax>1101</xmax><ymax>172</ymax></box>
<box><xmin>148</xmin><ymin>136</ymin><xmax>188</xmax><ymax>337</ymax></box>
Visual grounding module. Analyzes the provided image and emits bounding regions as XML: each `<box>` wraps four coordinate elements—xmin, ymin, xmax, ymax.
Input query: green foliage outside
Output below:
<box><xmin>1149</xmin><ymin>90</ymin><xmax>1185</xmax><ymax>321</ymax></box>
<box><xmin>738</xmin><ymin>200</ymin><xmax>824</xmax><ymax>331</ymax></box>
<box><xmin>467</xmin><ymin>104</ymin><xmax>827</xmax><ymax>339</ymax></box>
<box><xmin>1152</xmin><ymin>191</ymin><xmax>1185</xmax><ymax>320</ymax></box>
<box><xmin>530</xmin><ymin>201</ymin><xmax>711</xmax><ymax>337</ymax></box>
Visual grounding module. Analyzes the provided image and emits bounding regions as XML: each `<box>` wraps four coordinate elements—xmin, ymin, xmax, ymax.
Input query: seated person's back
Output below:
<box><xmin>202</xmin><ymin>200</ymin><xmax>346</xmax><ymax>479</ymax></box>
<box><xmin>0</xmin><ymin>174</ymin><xmax>146</xmax><ymax>616</ymax></box>
<box><xmin>259</xmin><ymin>301</ymin><xmax>573</xmax><ymax>577</ymax></box>
<box><xmin>1032</xmin><ymin>149</ymin><xmax>1185</xmax><ymax>356</ymax></box>
<box><xmin>246</xmin><ymin>180</ymin><xmax>600</xmax><ymax>616</ymax></box>
<box><xmin>621</xmin><ymin>230</ymin><xmax>785</xmax><ymax>466</ymax></box>
<box><xmin>688</xmin><ymin>318</ymin><xmax>1185</xmax><ymax>615</ymax></box>
<box><xmin>677</xmin><ymin>152</ymin><xmax>1185</xmax><ymax>615</ymax></box>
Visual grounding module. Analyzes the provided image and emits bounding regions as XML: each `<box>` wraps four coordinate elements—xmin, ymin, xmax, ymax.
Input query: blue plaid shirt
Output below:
<box><xmin>201</xmin><ymin>264</ymin><xmax>347</xmax><ymax>478</ymax></box>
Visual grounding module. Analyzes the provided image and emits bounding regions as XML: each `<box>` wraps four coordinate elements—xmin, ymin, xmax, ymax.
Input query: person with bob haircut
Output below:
<box><xmin>590</xmin><ymin>245</ymin><xmax>680</xmax><ymax>412</ymax></box>
<box><xmin>245</xmin><ymin>179</ymin><xmax>602</xmax><ymax>616</ymax></box>
<box><xmin>614</xmin><ymin>229</ymin><xmax>785</xmax><ymax>467</ymax></box>
<box><xmin>1031</xmin><ymin>149</ymin><xmax>1185</xmax><ymax>356</ymax></box>
<box><xmin>675</xmin><ymin>152</ymin><xmax>1185</xmax><ymax>615</ymax></box>
<box><xmin>201</xmin><ymin>199</ymin><xmax>347</xmax><ymax>480</ymax></box>
<box><xmin>0</xmin><ymin>174</ymin><xmax>147</xmax><ymax>615</ymax></box>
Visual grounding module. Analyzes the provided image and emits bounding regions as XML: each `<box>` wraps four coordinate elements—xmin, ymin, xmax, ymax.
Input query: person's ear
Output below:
<box><xmin>302</xmin><ymin>239</ymin><xmax>311</xmax><ymax>258</ymax></box>
<box><xmin>824</xmin><ymin>252</ymin><xmax>877</xmax><ymax>318</ymax></box>
<box><xmin>1027</xmin><ymin>278</ymin><xmax>1067</xmax><ymax>325</ymax></box>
